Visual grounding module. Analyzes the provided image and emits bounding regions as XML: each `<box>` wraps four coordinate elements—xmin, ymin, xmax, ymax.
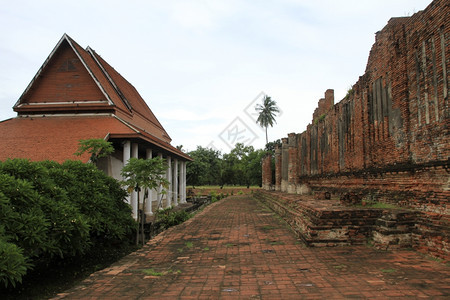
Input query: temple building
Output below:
<box><xmin>0</xmin><ymin>34</ymin><xmax>191</xmax><ymax>220</ymax></box>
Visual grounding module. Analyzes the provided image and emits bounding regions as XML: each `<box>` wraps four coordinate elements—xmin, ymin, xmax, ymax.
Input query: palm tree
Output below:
<box><xmin>255</xmin><ymin>95</ymin><xmax>280</xmax><ymax>146</ymax></box>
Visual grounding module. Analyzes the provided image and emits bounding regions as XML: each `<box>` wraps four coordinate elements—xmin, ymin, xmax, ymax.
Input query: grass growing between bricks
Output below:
<box><xmin>141</xmin><ymin>268</ymin><xmax>182</xmax><ymax>277</ymax></box>
<box><xmin>142</xmin><ymin>269</ymin><xmax>164</xmax><ymax>276</ymax></box>
<box><xmin>380</xmin><ymin>268</ymin><xmax>397</xmax><ymax>273</ymax></box>
<box><xmin>261</xmin><ymin>225</ymin><xmax>277</xmax><ymax>231</ymax></box>
<box><xmin>269</xmin><ymin>240</ymin><xmax>285</xmax><ymax>245</ymax></box>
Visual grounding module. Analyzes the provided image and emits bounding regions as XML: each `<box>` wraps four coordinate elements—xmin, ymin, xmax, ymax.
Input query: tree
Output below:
<box><xmin>255</xmin><ymin>95</ymin><xmax>280</xmax><ymax>146</ymax></box>
<box><xmin>265</xmin><ymin>139</ymin><xmax>282</xmax><ymax>154</ymax></box>
<box><xmin>185</xmin><ymin>144</ymin><xmax>265</xmax><ymax>188</ymax></box>
<box><xmin>121</xmin><ymin>157</ymin><xmax>168</xmax><ymax>245</ymax></box>
<box><xmin>186</xmin><ymin>146</ymin><xmax>222</xmax><ymax>187</ymax></box>
<box><xmin>74</xmin><ymin>138</ymin><xmax>114</xmax><ymax>163</ymax></box>
<box><xmin>221</xmin><ymin>143</ymin><xmax>265</xmax><ymax>187</ymax></box>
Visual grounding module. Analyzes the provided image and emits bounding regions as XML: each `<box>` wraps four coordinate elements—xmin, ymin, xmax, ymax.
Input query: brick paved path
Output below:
<box><xmin>55</xmin><ymin>195</ymin><xmax>449</xmax><ymax>299</ymax></box>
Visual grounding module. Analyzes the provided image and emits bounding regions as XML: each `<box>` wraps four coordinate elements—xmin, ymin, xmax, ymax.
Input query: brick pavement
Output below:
<box><xmin>55</xmin><ymin>195</ymin><xmax>450</xmax><ymax>299</ymax></box>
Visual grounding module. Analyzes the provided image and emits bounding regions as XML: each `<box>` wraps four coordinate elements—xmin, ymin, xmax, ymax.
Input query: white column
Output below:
<box><xmin>173</xmin><ymin>158</ymin><xmax>178</xmax><ymax>206</ymax></box>
<box><xmin>184</xmin><ymin>161</ymin><xmax>187</xmax><ymax>202</ymax></box>
<box><xmin>180</xmin><ymin>161</ymin><xmax>186</xmax><ymax>203</ymax></box>
<box><xmin>157</xmin><ymin>153</ymin><xmax>164</xmax><ymax>210</ymax></box>
<box><xmin>145</xmin><ymin>149</ymin><xmax>153</xmax><ymax>216</ymax></box>
<box><xmin>166</xmin><ymin>156</ymin><xmax>172</xmax><ymax>208</ymax></box>
<box><xmin>123</xmin><ymin>141</ymin><xmax>131</xmax><ymax>205</ymax></box>
<box><xmin>130</xmin><ymin>143</ymin><xmax>139</xmax><ymax>220</ymax></box>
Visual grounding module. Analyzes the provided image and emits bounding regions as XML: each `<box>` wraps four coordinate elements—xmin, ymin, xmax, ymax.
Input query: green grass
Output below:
<box><xmin>369</xmin><ymin>202</ymin><xmax>402</xmax><ymax>209</ymax></box>
<box><xmin>357</xmin><ymin>201</ymin><xmax>403</xmax><ymax>209</ymax></box>
<box><xmin>333</xmin><ymin>264</ymin><xmax>347</xmax><ymax>269</ymax></box>
<box><xmin>185</xmin><ymin>241</ymin><xmax>194</xmax><ymax>249</ymax></box>
<box><xmin>142</xmin><ymin>268</ymin><xmax>181</xmax><ymax>276</ymax></box>
<box><xmin>261</xmin><ymin>225</ymin><xmax>276</xmax><ymax>231</ymax></box>
<box><xmin>142</xmin><ymin>268</ymin><xmax>164</xmax><ymax>276</ymax></box>
<box><xmin>269</xmin><ymin>241</ymin><xmax>285</xmax><ymax>245</ymax></box>
<box><xmin>192</xmin><ymin>185</ymin><xmax>260</xmax><ymax>190</ymax></box>
<box><xmin>380</xmin><ymin>268</ymin><xmax>397</xmax><ymax>273</ymax></box>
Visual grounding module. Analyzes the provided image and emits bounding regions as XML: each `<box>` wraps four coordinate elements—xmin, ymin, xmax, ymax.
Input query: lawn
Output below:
<box><xmin>188</xmin><ymin>185</ymin><xmax>260</xmax><ymax>196</ymax></box>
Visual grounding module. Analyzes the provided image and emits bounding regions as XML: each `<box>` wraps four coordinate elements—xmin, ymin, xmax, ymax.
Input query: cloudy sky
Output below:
<box><xmin>0</xmin><ymin>0</ymin><xmax>431</xmax><ymax>153</ymax></box>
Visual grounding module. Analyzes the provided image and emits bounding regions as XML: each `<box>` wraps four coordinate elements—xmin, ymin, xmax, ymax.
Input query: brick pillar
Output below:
<box><xmin>324</xmin><ymin>89</ymin><xmax>334</xmax><ymax>110</ymax></box>
<box><xmin>281</xmin><ymin>138</ymin><xmax>289</xmax><ymax>192</ymax></box>
<box><xmin>262</xmin><ymin>153</ymin><xmax>272</xmax><ymax>190</ymax></box>
<box><xmin>288</xmin><ymin>133</ymin><xmax>298</xmax><ymax>194</ymax></box>
<box><xmin>275</xmin><ymin>145</ymin><xmax>282</xmax><ymax>191</ymax></box>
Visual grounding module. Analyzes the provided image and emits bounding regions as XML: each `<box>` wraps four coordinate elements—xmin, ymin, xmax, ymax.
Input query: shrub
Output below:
<box><xmin>42</xmin><ymin>160</ymin><xmax>134</xmax><ymax>243</ymax></box>
<box><xmin>156</xmin><ymin>208</ymin><xmax>190</xmax><ymax>230</ymax></box>
<box><xmin>0</xmin><ymin>160</ymin><xmax>91</xmax><ymax>258</ymax></box>
<box><xmin>0</xmin><ymin>159</ymin><xmax>135</xmax><ymax>288</ymax></box>
<box><xmin>0</xmin><ymin>237</ymin><xmax>30</xmax><ymax>288</ymax></box>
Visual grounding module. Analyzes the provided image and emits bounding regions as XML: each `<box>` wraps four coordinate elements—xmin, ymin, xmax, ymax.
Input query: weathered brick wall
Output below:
<box><xmin>275</xmin><ymin>0</ymin><xmax>449</xmax><ymax>214</ymax></box>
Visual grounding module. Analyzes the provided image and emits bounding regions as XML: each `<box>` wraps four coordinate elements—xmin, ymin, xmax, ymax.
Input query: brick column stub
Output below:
<box><xmin>287</xmin><ymin>133</ymin><xmax>298</xmax><ymax>194</ymax></box>
<box><xmin>262</xmin><ymin>153</ymin><xmax>272</xmax><ymax>190</ymax></box>
<box><xmin>275</xmin><ymin>146</ymin><xmax>282</xmax><ymax>191</ymax></box>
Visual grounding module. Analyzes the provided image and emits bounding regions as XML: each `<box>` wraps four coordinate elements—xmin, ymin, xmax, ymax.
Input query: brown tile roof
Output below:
<box><xmin>65</xmin><ymin>36</ymin><xmax>132</xmax><ymax>114</ymax></box>
<box><xmin>0</xmin><ymin>115</ymin><xmax>191</xmax><ymax>163</ymax></box>
<box><xmin>88</xmin><ymin>49</ymin><xmax>168</xmax><ymax>136</ymax></box>
<box><xmin>4</xmin><ymin>34</ymin><xmax>190</xmax><ymax>162</ymax></box>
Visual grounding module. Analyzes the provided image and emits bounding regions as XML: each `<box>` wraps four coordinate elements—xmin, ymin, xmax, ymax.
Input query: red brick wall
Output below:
<box><xmin>276</xmin><ymin>0</ymin><xmax>449</xmax><ymax>213</ymax></box>
<box><xmin>23</xmin><ymin>41</ymin><xmax>106</xmax><ymax>104</ymax></box>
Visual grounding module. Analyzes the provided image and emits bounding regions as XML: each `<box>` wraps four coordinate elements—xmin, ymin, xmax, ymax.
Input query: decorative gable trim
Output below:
<box><xmin>65</xmin><ymin>36</ymin><xmax>115</xmax><ymax>107</ymax></box>
<box><xmin>87</xmin><ymin>47</ymin><xmax>133</xmax><ymax>112</ymax></box>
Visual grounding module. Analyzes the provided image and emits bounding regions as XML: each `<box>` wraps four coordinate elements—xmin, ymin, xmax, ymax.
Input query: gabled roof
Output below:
<box><xmin>3</xmin><ymin>34</ymin><xmax>191</xmax><ymax>162</ymax></box>
<box><xmin>13</xmin><ymin>33</ymin><xmax>171</xmax><ymax>143</ymax></box>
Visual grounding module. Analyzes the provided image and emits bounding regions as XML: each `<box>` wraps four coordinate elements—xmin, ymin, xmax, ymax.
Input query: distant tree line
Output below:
<box><xmin>186</xmin><ymin>143</ymin><xmax>266</xmax><ymax>188</ymax></box>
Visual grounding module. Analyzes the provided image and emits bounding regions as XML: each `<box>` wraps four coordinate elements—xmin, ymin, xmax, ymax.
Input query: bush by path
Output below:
<box><xmin>0</xmin><ymin>159</ymin><xmax>135</xmax><ymax>288</ymax></box>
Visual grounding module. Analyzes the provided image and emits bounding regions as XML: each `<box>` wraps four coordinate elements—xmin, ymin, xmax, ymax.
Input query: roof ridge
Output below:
<box><xmin>86</xmin><ymin>46</ymin><xmax>133</xmax><ymax>112</ymax></box>
<box><xmin>89</xmin><ymin>49</ymin><xmax>170</xmax><ymax>138</ymax></box>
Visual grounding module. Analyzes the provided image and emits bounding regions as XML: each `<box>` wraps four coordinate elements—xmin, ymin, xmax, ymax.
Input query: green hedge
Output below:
<box><xmin>0</xmin><ymin>159</ymin><xmax>135</xmax><ymax>288</ymax></box>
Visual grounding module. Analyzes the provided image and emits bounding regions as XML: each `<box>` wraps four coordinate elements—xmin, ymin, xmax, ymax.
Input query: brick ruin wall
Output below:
<box><xmin>262</xmin><ymin>0</ymin><xmax>449</xmax><ymax>256</ymax></box>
